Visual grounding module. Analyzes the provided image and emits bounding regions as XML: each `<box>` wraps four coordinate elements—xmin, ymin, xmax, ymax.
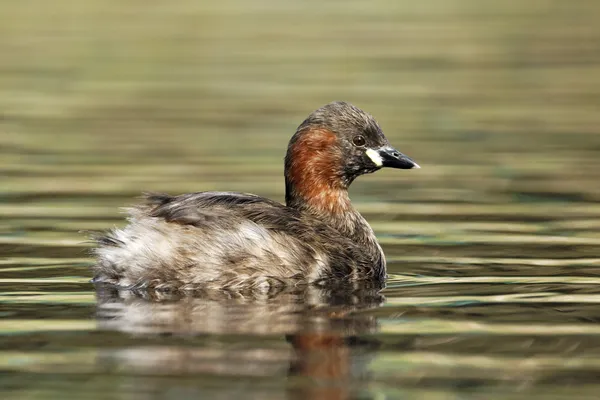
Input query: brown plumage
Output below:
<box><xmin>92</xmin><ymin>101</ymin><xmax>419</xmax><ymax>291</ymax></box>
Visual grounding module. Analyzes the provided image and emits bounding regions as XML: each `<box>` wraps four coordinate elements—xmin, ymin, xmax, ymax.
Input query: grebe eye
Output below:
<box><xmin>352</xmin><ymin>135</ymin><xmax>366</xmax><ymax>147</ymax></box>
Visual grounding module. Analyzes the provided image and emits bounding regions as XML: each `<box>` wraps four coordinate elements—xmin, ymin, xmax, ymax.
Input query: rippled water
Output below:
<box><xmin>2</xmin><ymin>1</ymin><xmax>600</xmax><ymax>399</ymax></box>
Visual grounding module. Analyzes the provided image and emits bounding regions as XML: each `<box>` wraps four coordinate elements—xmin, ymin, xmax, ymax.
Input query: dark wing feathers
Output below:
<box><xmin>143</xmin><ymin>192</ymin><xmax>306</xmax><ymax>232</ymax></box>
<box><xmin>143</xmin><ymin>192</ymin><xmax>173</xmax><ymax>207</ymax></box>
<box><xmin>87</xmin><ymin>231</ymin><xmax>124</xmax><ymax>247</ymax></box>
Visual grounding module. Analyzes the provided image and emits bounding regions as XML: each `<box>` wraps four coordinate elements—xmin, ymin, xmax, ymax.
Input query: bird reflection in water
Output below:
<box><xmin>95</xmin><ymin>282</ymin><xmax>384</xmax><ymax>399</ymax></box>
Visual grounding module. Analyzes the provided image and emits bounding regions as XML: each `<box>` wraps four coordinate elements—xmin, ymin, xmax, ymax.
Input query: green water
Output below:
<box><xmin>2</xmin><ymin>1</ymin><xmax>600</xmax><ymax>399</ymax></box>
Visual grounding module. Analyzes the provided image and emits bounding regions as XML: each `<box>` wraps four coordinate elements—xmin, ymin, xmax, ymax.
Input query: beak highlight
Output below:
<box><xmin>366</xmin><ymin>147</ymin><xmax>420</xmax><ymax>169</ymax></box>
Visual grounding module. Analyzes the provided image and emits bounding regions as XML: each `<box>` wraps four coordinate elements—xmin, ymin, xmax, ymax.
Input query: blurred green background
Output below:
<box><xmin>2</xmin><ymin>0</ymin><xmax>599</xmax><ymax>206</ymax></box>
<box><xmin>2</xmin><ymin>2</ymin><xmax>600</xmax><ymax>399</ymax></box>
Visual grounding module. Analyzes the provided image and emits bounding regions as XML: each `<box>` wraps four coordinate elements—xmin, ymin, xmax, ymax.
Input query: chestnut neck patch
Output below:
<box><xmin>285</xmin><ymin>129</ymin><xmax>351</xmax><ymax>215</ymax></box>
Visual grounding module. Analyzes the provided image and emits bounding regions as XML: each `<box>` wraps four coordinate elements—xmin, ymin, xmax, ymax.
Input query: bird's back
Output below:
<box><xmin>93</xmin><ymin>192</ymin><xmax>373</xmax><ymax>291</ymax></box>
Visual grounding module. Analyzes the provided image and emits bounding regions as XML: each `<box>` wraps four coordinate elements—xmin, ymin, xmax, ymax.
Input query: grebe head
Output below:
<box><xmin>285</xmin><ymin>101</ymin><xmax>419</xmax><ymax>212</ymax></box>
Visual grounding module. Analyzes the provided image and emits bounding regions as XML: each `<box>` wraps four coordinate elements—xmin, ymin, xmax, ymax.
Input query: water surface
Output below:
<box><xmin>2</xmin><ymin>1</ymin><xmax>600</xmax><ymax>399</ymax></box>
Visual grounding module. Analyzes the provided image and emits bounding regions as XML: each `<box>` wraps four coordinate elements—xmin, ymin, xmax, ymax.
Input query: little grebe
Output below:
<box><xmin>92</xmin><ymin>101</ymin><xmax>419</xmax><ymax>290</ymax></box>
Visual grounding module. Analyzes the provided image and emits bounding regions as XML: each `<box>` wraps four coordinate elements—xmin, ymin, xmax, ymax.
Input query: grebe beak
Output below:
<box><xmin>366</xmin><ymin>146</ymin><xmax>420</xmax><ymax>169</ymax></box>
